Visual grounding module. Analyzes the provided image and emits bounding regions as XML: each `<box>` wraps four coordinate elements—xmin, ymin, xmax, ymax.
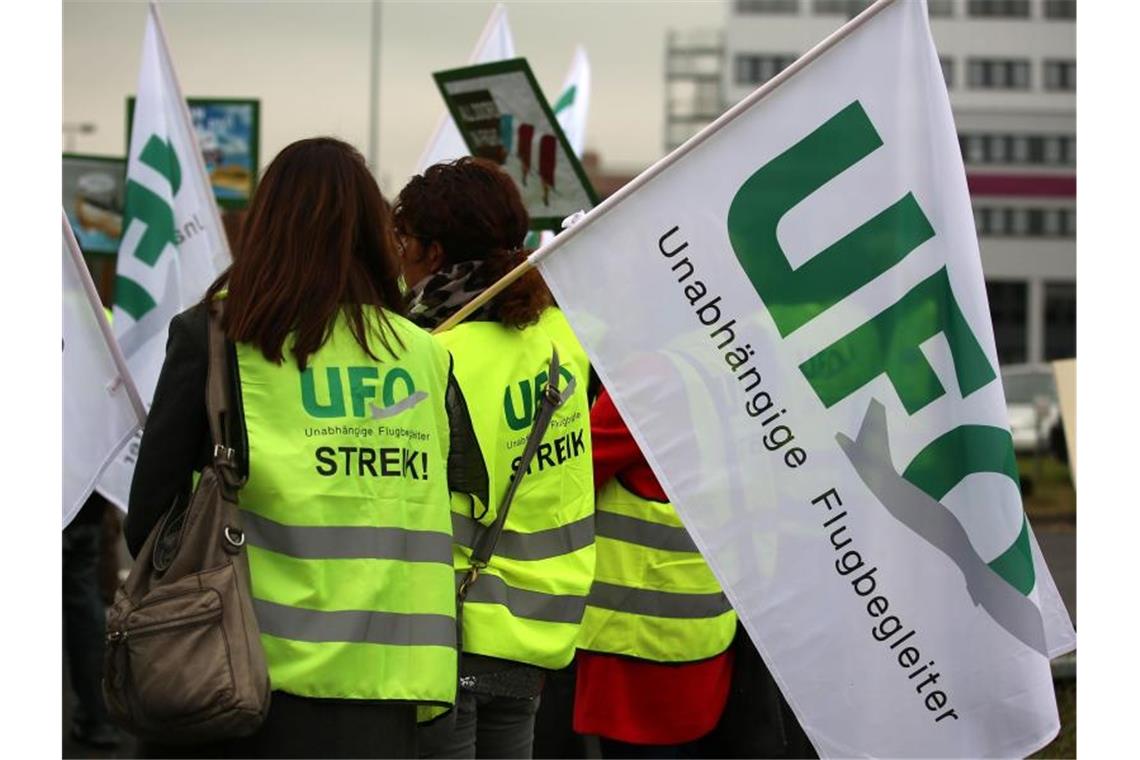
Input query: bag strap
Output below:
<box><xmin>206</xmin><ymin>301</ymin><xmax>246</xmax><ymax>500</ymax></box>
<box><xmin>457</xmin><ymin>347</ymin><xmax>576</xmax><ymax>601</ymax></box>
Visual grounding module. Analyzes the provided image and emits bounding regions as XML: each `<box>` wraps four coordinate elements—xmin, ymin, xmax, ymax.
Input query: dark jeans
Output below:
<box><xmin>142</xmin><ymin>691</ymin><xmax>417</xmax><ymax>759</ymax></box>
<box><xmin>62</xmin><ymin>518</ymin><xmax>110</xmax><ymax>732</ymax></box>
<box><xmin>418</xmin><ymin>689</ymin><xmax>542</xmax><ymax>759</ymax></box>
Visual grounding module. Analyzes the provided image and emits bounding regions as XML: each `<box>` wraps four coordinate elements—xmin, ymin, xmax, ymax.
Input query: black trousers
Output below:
<box><xmin>141</xmin><ymin>692</ymin><xmax>417</xmax><ymax>759</ymax></box>
<box><xmin>62</xmin><ymin>514</ymin><xmax>110</xmax><ymax>733</ymax></box>
<box><xmin>417</xmin><ymin>690</ymin><xmax>541</xmax><ymax>759</ymax></box>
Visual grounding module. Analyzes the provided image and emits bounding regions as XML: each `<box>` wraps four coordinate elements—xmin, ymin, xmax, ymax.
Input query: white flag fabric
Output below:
<box><xmin>63</xmin><ymin>212</ymin><xmax>145</xmax><ymax>527</ymax></box>
<box><xmin>415</xmin><ymin>3</ymin><xmax>515</xmax><ymax>173</ymax></box>
<box><xmin>99</xmin><ymin>1</ymin><xmax>231</xmax><ymax>511</ymax></box>
<box><xmin>553</xmin><ymin>46</ymin><xmax>590</xmax><ymax>157</ymax></box>
<box><xmin>530</xmin><ymin>47</ymin><xmax>591</xmax><ymax>249</ymax></box>
<box><xmin>536</xmin><ymin>1</ymin><xmax>1074</xmax><ymax>756</ymax></box>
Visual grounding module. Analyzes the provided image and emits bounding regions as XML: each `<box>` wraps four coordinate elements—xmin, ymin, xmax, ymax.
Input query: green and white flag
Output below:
<box><xmin>535</xmin><ymin>0</ymin><xmax>1074</xmax><ymax>756</ymax></box>
<box><xmin>553</xmin><ymin>46</ymin><xmax>590</xmax><ymax>157</ymax></box>
<box><xmin>99</xmin><ymin>1</ymin><xmax>231</xmax><ymax>510</ymax></box>
<box><xmin>63</xmin><ymin>211</ymin><xmax>146</xmax><ymax>527</ymax></box>
<box><xmin>416</xmin><ymin>3</ymin><xmax>515</xmax><ymax>173</ymax></box>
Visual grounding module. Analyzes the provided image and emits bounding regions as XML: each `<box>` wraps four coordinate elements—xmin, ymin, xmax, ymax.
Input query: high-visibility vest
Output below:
<box><xmin>577</xmin><ymin>477</ymin><xmax>737</xmax><ymax>663</ymax></box>
<box><xmin>235</xmin><ymin>307</ymin><xmax>457</xmax><ymax>705</ymax></box>
<box><xmin>436</xmin><ymin>307</ymin><xmax>595</xmax><ymax>670</ymax></box>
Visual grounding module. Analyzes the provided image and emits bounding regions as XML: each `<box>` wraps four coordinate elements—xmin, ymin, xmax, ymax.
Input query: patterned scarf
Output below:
<box><xmin>406</xmin><ymin>260</ymin><xmax>496</xmax><ymax>330</ymax></box>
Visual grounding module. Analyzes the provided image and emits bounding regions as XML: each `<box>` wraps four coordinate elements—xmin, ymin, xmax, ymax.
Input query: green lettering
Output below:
<box><xmin>800</xmin><ymin>268</ymin><xmax>995</xmax><ymax>414</ymax></box>
<box><xmin>903</xmin><ymin>425</ymin><xmax>1034</xmax><ymax>595</ymax></box>
<box><xmin>301</xmin><ymin>367</ymin><xmax>345</xmax><ymax>418</ymax></box>
<box><xmin>726</xmin><ymin>100</ymin><xmax>935</xmax><ymax>337</ymax></box>
<box><xmin>504</xmin><ymin>380</ymin><xmax>533</xmax><ymax>431</ymax></box>
<box><xmin>381</xmin><ymin>367</ymin><xmax>416</xmax><ymax>407</ymax></box>
<box><xmin>347</xmin><ymin>366</ymin><xmax>379</xmax><ymax>417</ymax></box>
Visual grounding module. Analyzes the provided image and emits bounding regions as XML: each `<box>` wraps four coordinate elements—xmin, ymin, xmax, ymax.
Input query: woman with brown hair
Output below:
<box><xmin>125</xmin><ymin>137</ymin><xmax>486</xmax><ymax>758</ymax></box>
<box><xmin>395</xmin><ymin>157</ymin><xmax>595</xmax><ymax>759</ymax></box>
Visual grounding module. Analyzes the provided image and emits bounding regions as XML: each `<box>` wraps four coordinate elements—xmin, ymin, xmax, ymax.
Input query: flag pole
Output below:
<box><xmin>367</xmin><ymin>0</ymin><xmax>382</xmax><ymax>178</ymax></box>
<box><xmin>434</xmin><ymin>0</ymin><xmax>899</xmax><ymax>334</ymax></box>
<box><xmin>147</xmin><ymin>0</ymin><xmax>234</xmax><ymax>267</ymax></box>
<box><xmin>63</xmin><ymin>210</ymin><xmax>148</xmax><ymax>425</ymax></box>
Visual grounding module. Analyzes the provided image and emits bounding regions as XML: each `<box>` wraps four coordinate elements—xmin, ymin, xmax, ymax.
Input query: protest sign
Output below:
<box><xmin>63</xmin><ymin>211</ymin><xmax>145</xmax><ymax>527</ymax></box>
<box><xmin>63</xmin><ymin>154</ymin><xmax>127</xmax><ymax>257</ymax></box>
<box><xmin>434</xmin><ymin>58</ymin><xmax>597</xmax><ymax>231</ymax></box>
<box><xmin>416</xmin><ymin>3</ymin><xmax>515</xmax><ymax>173</ymax></box>
<box><xmin>129</xmin><ymin>97</ymin><xmax>260</xmax><ymax>207</ymax></box>
<box><xmin>99</xmin><ymin>1</ymin><xmax>231</xmax><ymax>511</ymax></box>
<box><xmin>516</xmin><ymin>0</ymin><xmax>1076</xmax><ymax>755</ymax></box>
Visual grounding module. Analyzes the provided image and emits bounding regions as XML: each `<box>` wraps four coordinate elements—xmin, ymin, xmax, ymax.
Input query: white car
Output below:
<box><xmin>1001</xmin><ymin>364</ymin><xmax>1062</xmax><ymax>454</ymax></box>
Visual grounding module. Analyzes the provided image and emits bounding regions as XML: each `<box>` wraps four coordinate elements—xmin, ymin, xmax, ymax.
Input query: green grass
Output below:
<box><xmin>1031</xmin><ymin>679</ymin><xmax>1076</xmax><ymax>758</ymax></box>
<box><xmin>1019</xmin><ymin>455</ymin><xmax>1076</xmax><ymax>523</ymax></box>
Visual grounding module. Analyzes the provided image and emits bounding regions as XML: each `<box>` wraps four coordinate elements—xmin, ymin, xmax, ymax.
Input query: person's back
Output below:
<box><xmin>395</xmin><ymin>157</ymin><xmax>596</xmax><ymax>759</ymax></box>
<box><xmin>126</xmin><ymin>138</ymin><xmax>482</xmax><ymax>758</ymax></box>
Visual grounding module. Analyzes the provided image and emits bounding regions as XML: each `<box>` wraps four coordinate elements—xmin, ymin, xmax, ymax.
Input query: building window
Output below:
<box><xmin>967</xmin><ymin>0</ymin><xmax>1030</xmax><ymax>18</ymax></box>
<box><xmin>1044</xmin><ymin>0</ymin><xmax>1076</xmax><ymax>20</ymax></box>
<box><xmin>985</xmin><ymin>281</ymin><xmax>1028</xmax><ymax>365</ymax></box>
<box><xmin>736</xmin><ymin>0</ymin><xmax>799</xmax><ymax>12</ymax></box>
<box><xmin>1044</xmin><ymin>59</ymin><xmax>1076</xmax><ymax>91</ymax></box>
<box><xmin>959</xmin><ymin>133</ymin><xmax>1075</xmax><ymax>166</ymax></box>
<box><xmin>928</xmin><ymin>0</ymin><xmax>954</xmax><ymax>17</ymax></box>
<box><xmin>812</xmin><ymin>0</ymin><xmax>872</xmax><ymax>18</ymax></box>
<box><xmin>734</xmin><ymin>54</ymin><xmax>798</xmax><ymax>85</ymax></box>
<box><xmin>967</xmin><ymin>58</ymin><xmax>1031</xmax><ymax>90</ymax></box>
<box><xmin>939</xmin><ymin>57</ymin><xmax>954</xmax><ymax>88</ymax></box>
<box><xmin>975</xmin><ymin>206</ymin><xmax>1076</xmax><ymax>238</ymax></box>
<box><xmin>1044</xmin><ymin>282</ymin><xmax>1076</xmax><ymax>360</ymax></box>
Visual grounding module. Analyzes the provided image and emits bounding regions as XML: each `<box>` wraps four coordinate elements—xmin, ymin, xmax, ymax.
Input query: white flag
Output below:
<box><xmin>63</xmin><ymin>212</ymin><xmax>145</xmax><ymax>527</ymax></box>
<box><xmin>529</xmin><ymin>47</ymin><xmax>591</xmax><ymax>249</ymax></box>
<box><xmin>415</xmin><ymin>3</ymin><xmax>515</xmax><ymax>173</ymax></box>
<box><xmin>99</xmin><ymin>1</ymin><xmax>231</xmax><ymax>511</ymax></box>
<box><xmin>536</xmin><ymin>0</ymin><xmax>1074</xmax><ymax>756</ymax></box>
<box><xmin>553</xmin><ymin>46</ymin><xmax>590</xmax><ymax>157</ymax></box>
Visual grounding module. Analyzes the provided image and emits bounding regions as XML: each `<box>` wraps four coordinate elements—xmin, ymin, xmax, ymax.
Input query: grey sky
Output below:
<box><xmin>63</xmin><ymin>0</ymin><xmax>727</xmax><ymax>195</ymax></box>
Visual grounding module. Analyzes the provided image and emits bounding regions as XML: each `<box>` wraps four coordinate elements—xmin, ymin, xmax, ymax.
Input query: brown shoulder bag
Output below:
<box><xmin>103</xmin><ymin>303</ymin><xmax>270</xmax><ymax>743</ymax></box>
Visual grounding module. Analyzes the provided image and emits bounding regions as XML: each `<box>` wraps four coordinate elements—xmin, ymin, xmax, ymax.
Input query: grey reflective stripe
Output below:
<box><xmin>243</xmin><ymin>511</ymin><xmax>452</xmax><ymax>563</ymax></box>
<box><xmin>595</xmin><ymin>511</ymin><xmax>699</xmax><ymax>553</ymax></box>
<box><xmin>254</xmin><ymin>599</ymin><xmax>456</xmax><ymax>648</ymax></box>
<box><xmin>458</xmin><ymin>571</ymin><xmax>586</xmax><ymax>624</ymax></box>
<box><xmin>451</xmin><ymin>513</ymin><xmax>595</xmax><ymax>561</ymax></box>
<box><xmin>587</xmin><ymin>581</ymin><xmax>732</xmax><ymax>619</ymax></box>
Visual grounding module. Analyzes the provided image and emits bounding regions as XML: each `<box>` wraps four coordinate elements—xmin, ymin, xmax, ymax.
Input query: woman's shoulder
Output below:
<box><xmin>168</xmin><ymin>301</ymin><xmax>211</xmax><ymax>354</ymax></box>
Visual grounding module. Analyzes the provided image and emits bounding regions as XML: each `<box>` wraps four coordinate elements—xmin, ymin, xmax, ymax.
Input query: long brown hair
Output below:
<box><xmin>393</xmin><ymin>157</ymin><xmax>552</xmax><ymax>328</ymax></box>
<box><xmin>205</xmin><ymin>137</ymin><xmax>405</xmax><ymax>369</ymax></box>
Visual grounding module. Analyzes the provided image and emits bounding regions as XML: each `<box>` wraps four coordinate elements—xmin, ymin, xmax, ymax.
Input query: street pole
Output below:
<box><xmin>367</xmin><ymin>0</ymin><xmax>382</xmax><ymax>184</ymax></box>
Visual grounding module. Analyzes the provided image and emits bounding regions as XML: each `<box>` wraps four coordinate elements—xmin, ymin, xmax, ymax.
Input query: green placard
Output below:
<box><xmin>433</xmin><ymin>58</ymin><xmax>598</xmax><ymax>231</ymax></box>
<box><xmin>126</xmin><ymin>97</ymin><xmax>260</xmax><ymax>209</ymax></box>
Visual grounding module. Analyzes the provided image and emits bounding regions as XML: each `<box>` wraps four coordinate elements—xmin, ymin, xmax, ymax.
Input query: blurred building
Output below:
<box><xmin>665</xmin><ymin>0</ymin><xmax>1076</xmax><ymax>365</ymax></box>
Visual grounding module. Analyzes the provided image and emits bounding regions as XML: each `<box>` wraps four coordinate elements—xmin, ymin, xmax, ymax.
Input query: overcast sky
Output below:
<box><xmin>63</xmin><ymin>0</ymin><xmax>727</xmax><ymax>195</ymax></box>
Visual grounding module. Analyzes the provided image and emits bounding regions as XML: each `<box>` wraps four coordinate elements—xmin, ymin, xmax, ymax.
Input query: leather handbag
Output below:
<box><xmin>103</xmin><ymin>303</ymin><xmax>270</xmax><ymax>743</ymax></box>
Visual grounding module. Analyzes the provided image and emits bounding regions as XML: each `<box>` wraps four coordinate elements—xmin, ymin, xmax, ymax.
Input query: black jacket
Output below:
<box><xmin>125</xmin><ymin>303</ymin><xmax>487</xmax><ymax>557</ymax></box>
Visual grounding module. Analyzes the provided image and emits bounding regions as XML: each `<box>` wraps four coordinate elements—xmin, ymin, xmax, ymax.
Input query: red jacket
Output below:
<box><xmin>573</xmin><ymin>390</ymin><xmax>733</xmax><ymax>745</ymax></box>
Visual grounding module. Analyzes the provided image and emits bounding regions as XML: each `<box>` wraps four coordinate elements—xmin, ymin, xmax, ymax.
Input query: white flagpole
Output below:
<box><xmin>147</xmin><ymin>0</ymin><xmax>234</xmax><ymax>267</ymax></box>
<box><xmin>435</xmin><ymin>0</ymin><xmax>900</xmax><ymax>334</ymax></box>
<box><xmin>63</xmin><ymin>209</ymin><xmax>148</xmax><ymax>425</ymax></box>
<box><xmin>367</xmin><ymin>0</ymin><xmax>382</xmax><ymax>176</ymax></box>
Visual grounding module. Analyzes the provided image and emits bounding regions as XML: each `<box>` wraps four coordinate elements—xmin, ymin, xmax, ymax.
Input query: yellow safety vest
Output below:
<box><xmin>436</xmin><ymin>307</ymin><xmax>595</xmax><ymax>670</ymax></box>
<box><xmin>235</xmin><ymin>307</ymin><xmax>457</xmax><ymax>704</ymax></box>
<box><xmin>577</xmin><ymin>477</ymin><xmax>736</xmax><ymax>663</ymax></box>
